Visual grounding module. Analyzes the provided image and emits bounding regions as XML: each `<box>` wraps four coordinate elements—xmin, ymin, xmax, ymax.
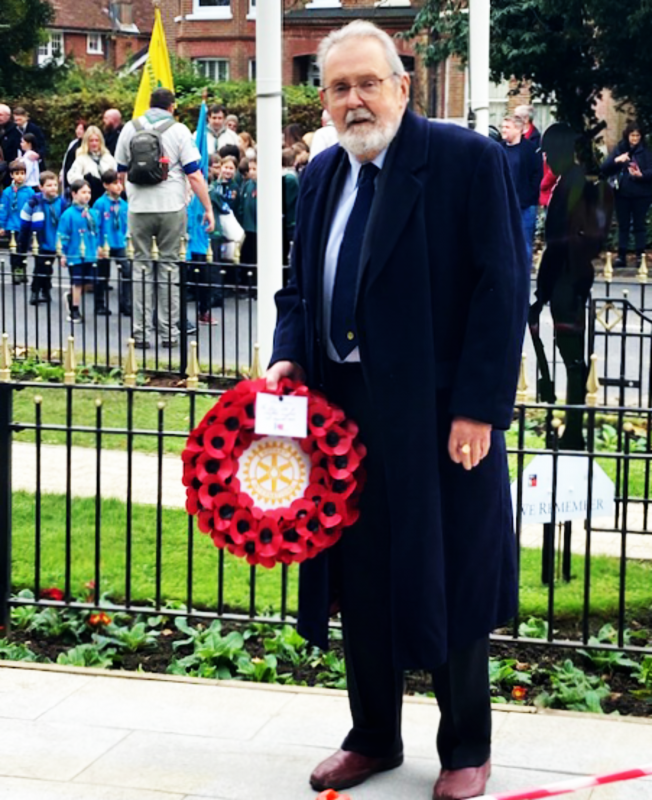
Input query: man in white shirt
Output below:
<box><xmin>115</xmin><ymin>88</ymin><xmax>214</xmax><ymax>348</ymax></box>
<box><xmin>201</xmin><ymin>104</ymin><xmax>240</xmax><ymax>156</ymax></box>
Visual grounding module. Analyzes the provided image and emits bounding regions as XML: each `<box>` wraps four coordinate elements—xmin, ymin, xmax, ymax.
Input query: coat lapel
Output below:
<box><xmin>357</xmin><ymin>111</ymin><xmax>429</xmax><ymax>300</ymax></box>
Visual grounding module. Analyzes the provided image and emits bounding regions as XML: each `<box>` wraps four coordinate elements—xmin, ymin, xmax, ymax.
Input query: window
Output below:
<box><xmin>189</xmin><ymin>0</ymin><xmax>232</xmax><ymax>19</ymax></box>
<box><xmin>247</xmin><ymin>0</ymin><xmax>256</xmax><ymax>19</ymax></box>
<box><xmin>306</xmin><ymin>0</ymin><xmax>341</xmax><ymax>8</ymax></box>
<box><xmin>248</xmin><ymin>59</ymin><xmax>256</xmax><ymax>81</ymax></box>
<box><xmin>87</xmin><ymin>33</ymin><xmax>103</xmax><ymax>55</ymax></box>
<box><xmin>195</xmin><ymin>59</ymin><xmax>230</xmax><ymax>83</ymax></box>
<box><xmin>37</xmin><ymin>31</ymin><xmax>64</xmax><ymax>66</ymax></box>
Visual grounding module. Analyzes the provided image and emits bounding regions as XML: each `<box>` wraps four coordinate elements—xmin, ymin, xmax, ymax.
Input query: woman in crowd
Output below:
<box><xmin>238</xmin><ymin>131</ymin><xmax>257</xmax><ymax>161</ymax></box>
<box><xmin>67</xmin><ymin>125</ymin><xmax>116</xmax><ymax>204</ymax></box>
<box><xmin>602</xmin><ymin>121</ymin><xmax>652</xmax><ymax>268</ymax></box>
<box><xmin>61</xmin><ymin>120</ymin><xmax>86</xmax><ymax>197</ymax></box>
<box><xmin>283</xmin><ymin>123</ymin><xmax>303</xmax><ymax>148</ymax></box>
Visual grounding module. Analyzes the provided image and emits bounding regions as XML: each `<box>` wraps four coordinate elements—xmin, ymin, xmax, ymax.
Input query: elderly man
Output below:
<box><xmin>0</xmin><ymin>104</ymin><xmax>22</xmax><ymax>186</ymax></box>
<box><xmin>13</xmin><ymin>107</ymin><xmax>47</xmax><ymax>161</ymax></box>
<box><xmin>266</xmin><ymin>21</ymin><xmax>529</xmax><ymax>800</ymax></box>
<box><xmin>514</xmin><ymin>104</ymin><xmax>541</xmax><ymax>151</ymax></box>
<box><xmin>103</xmin><ymin>108</ymin><xmax>124</xmax><ymax>156</ymax></box>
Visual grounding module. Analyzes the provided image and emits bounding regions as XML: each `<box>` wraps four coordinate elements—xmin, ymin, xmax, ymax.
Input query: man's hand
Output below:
<box><xmin>203</xmin><ymin>208</ymin><xmax>215</xmax><ymax>234</ymax></box>
<box><xmin>448</xmin><ymin>417</ymin><xmax>492</xmax><ymax>471</ymax></box>
<box><xmin>264</xmin><ymin>360</ymin><xmax>307</xmax><ymax>391</ymax></box>
<box><xmin>615</xmin><ymin>153</ymin><xmax>631</xmax><ymax>164</ymax></box>
<box><xmin>629</xmin><ymin>162</ymin><xmax>643</xmax><ymax>178</ymax></box>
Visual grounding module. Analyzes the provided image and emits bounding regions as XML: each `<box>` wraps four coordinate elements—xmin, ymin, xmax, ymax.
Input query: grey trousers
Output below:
<box><xmin>129</xmin><ymin>208</ymin><xmax>186</xmax><ymax>342</ymax></box>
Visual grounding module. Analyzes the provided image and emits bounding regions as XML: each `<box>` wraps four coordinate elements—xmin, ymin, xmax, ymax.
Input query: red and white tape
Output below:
<box><xmin>473</xmin><ymin>764</ymin><xmax>652</xmax><ymax>800</ymax></box>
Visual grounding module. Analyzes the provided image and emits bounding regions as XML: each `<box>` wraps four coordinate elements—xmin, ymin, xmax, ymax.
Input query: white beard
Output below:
<box><xmin>336</xmin><ymin>109</ymin><xmax>402</xmax><ymax>159</ymax></box>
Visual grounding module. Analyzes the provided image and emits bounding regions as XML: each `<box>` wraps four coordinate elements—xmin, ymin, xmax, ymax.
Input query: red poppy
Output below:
<box><xmin>185</xmin><ymin>487</ymin><xmax>203</xmax><ymax>516</ymax></box>
<box><xmin>309</xmin><ymin>465</ymin><xmax>331</xmax><ymax>487</ymax></box>
<box><xmin>319</xmin><ymin>495</ymin><xmax>348</xmax><ymax>529</ymax></box>
<box><xmin>305</xmin><ymin>483</ymin><xmax>329</xmax><ymax>508</ymax></box>
<box><xmin>197</xmin><ymin>509</ymin><xmax>215</xmax><ymax>534</ymax></box>
<box><xmin>254</xmin><ymin>516</ymin><xmax>283</xmax><ymax>557</ymax></box>
<box><xmin>308</xmin><ymin>400</ymin><xmax>336</xmax><ymax>437</ymax></box>
<box><xmin>511</xmin><ymin>686</ymin><xmax>528</xmax><ymax>702</ymax></box>
<box><xmin>40</xmin><ymin>587</ymin><xmax>64</xmax><ymax>601</ymax></box>
<box><xmin>195</xmin><ymin>452</ymin><xmax>222</xmax><ymax>483</ymax></box>
<box><xmin>182</xmin><ymin>461</ymin><xmax>197</xmax><ymax>487</ymax></box>
<box><xmin>290</xmin><ymin>497</ymin><xmax>316</xmax><ymax>524</ymax></box>
<box><xmin>89</xmin><ymin>612</ymin><xmax>111</xmax><ymax>626</ymax></box>
<box><xmin>213</xmin><ymin>492</ymin><xmax>239</xmax><ymax>531</ymax></box>
<box><xmin>204</xmin><ymin>423</ymin><xmax>238</xmax><ymax>459</ymax></box>
<box><xmin>230</xmin><ymin>508</ymin><xmax>256</xmax><ymax>544</ymax></box>
<box><xmin>329</xmin><ymin>473</ymin><xmax>357</xmax><ymax>500</ymax></box>
<box><xmin>198</xmin><ymin>475</ymin><xmax>226</xmax><ymax>510</ymax></box>
<box><xmin>183</xmin><ymin>429</ymin><xmax>206</xmax><ymax>455</ymax></box>
<box><xmin>327</xmin><ymin>446</ymin><xmax>361</xmax><ymax>480</ymax></box>
<box><xmin>317</xmin><ymin>424</ymin><xmax>354</xmax><ymax>457</ymax></box>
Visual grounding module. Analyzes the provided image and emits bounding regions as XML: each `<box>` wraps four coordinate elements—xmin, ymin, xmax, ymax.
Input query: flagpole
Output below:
<box><xmin>469</xmin><ymin>0</ymin><xmax>490</xmax><ymax>136</ymax></box>
<box><xmin>256</xmin><ymin>0</ymin><xmax>283</xmax><ymax>368</ymax></box>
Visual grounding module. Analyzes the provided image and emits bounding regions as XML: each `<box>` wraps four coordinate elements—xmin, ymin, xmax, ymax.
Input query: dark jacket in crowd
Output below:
<box><xmin>15</xmin><ymin>120</ymin><xmax>47</xmax><ymax>162</ymax></box>
<box><xmin>103</xmin><ymin>125</ymin><xmax>123</xmax><ymax>156</ymax></box>
<box><xmin>502</xmin><ymin>137</ymin><xmax>543</xmax><ymax>209</ymax></box>
<box><xmin>524</xmin><ymin>124</ymin><xmax>541</xmax><ymax>152</ymax></box>
<box><xmin>601</xmin><ymin>140</ymin><xmax>652</xmax><ymax>199</ymax></box>
<box><xmin>0</xmin><ymin>122</ymin><xmax>22</xmax><ymax>186</ymax></box>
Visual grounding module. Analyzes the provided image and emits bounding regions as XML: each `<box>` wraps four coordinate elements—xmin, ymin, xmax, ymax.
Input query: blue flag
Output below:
<box><xmin>187</xmin><ymin>101</ymin><xmax>209</xmax><ymax>259</ymax></box>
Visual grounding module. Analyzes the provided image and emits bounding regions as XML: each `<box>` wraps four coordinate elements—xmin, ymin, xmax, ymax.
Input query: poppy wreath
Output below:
<box><xmin>181</xmin><ymin>378</ymin><xmax>366</xmax><ymax>568</ymax></box>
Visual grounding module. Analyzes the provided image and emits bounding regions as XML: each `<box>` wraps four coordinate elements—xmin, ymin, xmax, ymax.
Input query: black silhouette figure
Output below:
<box><xmin>528</xmin><ymin>123</ymin><xmax>613</xmax><ymax>583</ymax></box>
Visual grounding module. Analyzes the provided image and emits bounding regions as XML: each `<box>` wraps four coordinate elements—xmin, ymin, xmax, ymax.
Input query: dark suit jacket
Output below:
<box><xmin>271</xmin><ymin>111</ymin><xmax>529</xmax><ymax>669</ymax></box>
<box><xmin>0</xmin><ymin>122</ymin><xmax>22</xmax><ymax>186</ymax></box>
<box><xmin>16</xmin><ymin>121</ymin><xmax>47</xmax><ymax>163</ymax></box>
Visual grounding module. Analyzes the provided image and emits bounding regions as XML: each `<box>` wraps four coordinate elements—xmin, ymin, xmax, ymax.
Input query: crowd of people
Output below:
<box><xmin>0</xmin><ymin>91</ymin><xmax>649</xmax><ymax>343</ymax></box>
<box><xmin>0</xmin><ymin>95</ymin><xmax>327</xmax><ymax>345</ymax></box>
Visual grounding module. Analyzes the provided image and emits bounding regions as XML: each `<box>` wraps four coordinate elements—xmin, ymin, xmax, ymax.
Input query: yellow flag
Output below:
<box><xmin>133</xmin><ymin>8</ymin><xmax>174</xmax><ymax>119</ymax></box>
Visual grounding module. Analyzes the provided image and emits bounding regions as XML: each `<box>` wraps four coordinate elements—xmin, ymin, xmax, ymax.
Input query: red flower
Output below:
<box><xmin>327</xmin><ymin>447</ymin><xmax>361</xmax><ymax>480</ymax></box>
<box><xmin>213</xmin><ymin>492</ymin><xmax>239</xmax><ymax>531</ymax></box>
<box><xmin>204</xmin><ymin>423</ymin><xmax>238</xmax><ymax>459</ymax></box>
<box><xmin>198</xmin><ymin>475</ymin><xmax>226</xmax><ymax>510</ymax></box>
<box><xmin>195</xmin><ymin>452</ymin><xmax>222</xmax><ymax>483</ymax></box>
<box><xmin>317</xmin><ymin>424</ymin><xmax>353</xmax><ymax>456</ymax></box>
<box><xmin>185</xmin><ymin>487</ymin><xmax>203</xmax><ymax>516</ymax></box>
<box><xmin>279</xmin><ymin>525</ymin><xmax>310</xmax><ymax>560</ymax></box>
<box><xmin>230</xmin><ymin>508</ymin><xmax>256</xmax><ymax>544</ymax></box>
<box><xmin>254</xmin><ymin>516</ymin><xmax>283</xmax><ymax>557</ymax></box>
<box><xmin>89</xmin><ymin>612</ymin><xmax>111</xmax><ymax>626</ymax></box>
<box><xmin>40</xmin><ymin>587</ymin><xmax>64</xmax><ymax>601</ymax></box>
<box><xmin>511</xmin><ymin>686</ymin><xmax>528</xmax><ymax>702</ymax></box>
<box><xmin>197</xmin><ymin>509</ymin><xmax>215</xmax><ymax>534</ymax></box>
<box><xmin>329</xmin><ymin>473</ymin><xmax>357</xmax><ymax>501</ymax></box>
<box><xmin>309</xmin><ymin>466</ymin><xmax>331</xmax><ymax>487</ymax></box>
<box><xmin>308</xmin><ymin>400</ymin><xmax>336</xmax><ymax>437</ymax></box>
<box><xmin>318</xmin><ymin>495</ymin><xmax>348</xmax><ymax>529</ymax></box>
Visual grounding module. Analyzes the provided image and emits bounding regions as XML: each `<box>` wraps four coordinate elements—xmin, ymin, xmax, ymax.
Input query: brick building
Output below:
<box><xmin>38</xmin><ymin>0</ymin><xmax>154</xmax><ymax>70</ymax></box>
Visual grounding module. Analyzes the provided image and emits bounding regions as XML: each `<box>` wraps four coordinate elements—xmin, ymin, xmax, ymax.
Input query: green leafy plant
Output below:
<box><xmin>94</xmin><ymin>621</ymin><xmax>160</xmax><ymax>653</ymax></box>
<box><xmin>312</xmin><ymin>651</ymin><xmax>347</xmax><ymax>690</ymax></box>
<box><xmin>489</xmin><ymin>658</ymin><xmax>533</xmax><ymax>690</ymax></box>
<box><xmin>236</xmin><ymin>654</ymin><xmax>287</xmax><ymax>684</ymax></box>
<box><xmin>57</xmin><ymin>643</ymin><xmax>117</xmax><ymax>669</ymax></box>
<box><xmin>535</xmin><ymin>659</ymin><xmax>611</xmax><ymax>713</ymax></box>
<box><xmin>263</xmin><ymin>625</ymin><xmax>309</xmax><ymax>667</ymax></box>
<box><xmin>0</xmin><ymin>638</ymin><xmax>40</xmax><ymax>662</ymax></box>
<box><xmin>578</xmin><ymin>624</ymin><xmax>639</xmax><ymax>673</ymax></box>
<box><xmin>518</xmin><ymin>617</ymin><xmax>549</xmax><ymax>640</ymax></box>
<box><xmin>30</xmin><ymin>607</ymin><xmax>86</xmax><ymax>643</ymax></box>
<box><xmin>168</xmin><ymin>620</ymin><xmax>249</xmax><ymax>680</ymax></box>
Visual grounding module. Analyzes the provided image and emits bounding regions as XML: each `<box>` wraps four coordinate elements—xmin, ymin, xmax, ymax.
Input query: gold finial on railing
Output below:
<box><xmin>34</xmin><ymin>395</ymin><xmax>43</xmax><ymax>405</ymax></box>
<box><xmin>150</xmin><ymin>236</ymin><xmax>159</xmax><ymax>261</ymax></box>
<box><xmin>63</xmin><ymin>336</ymin><xmax>76</xmax><ymax>385</ymax></box>
<box><xmin>179</xmin><ymin>234</ymin><xmax>187</xmax><ymax>261</ymax></box>
<box><xmin>206</xmin><ymin>240</ymin><xmax>213</xmax><ymax>260</ymax></box>
<box><xmin>79</xmin><ymin>235</ymin><xmax>86</xmax><ymax>261</ymax></box>
<box><xmin>250</xmin><ymin>342</ymin><xmax>262</xmax><ymax>380</ymax></box>
<box><xmin>103</xmin><ymin>234</ymin><xmax>110</xmax><ymax>259</ymax></box>
<box><xmin>534</xmin><ymin>250</ymin><xmax>542</xmax><ymax>273</ymax></box>
<box><xmin>186</xmin><ymin>341</ymin><xmax>200</xmax><ymax>390</ymax></box>
<box><xmin>516</xmin><ymin>353</ymin><xmax>528</xmax><ymax>404</ymax></box>
<box><xmin>56</xmin><ymin>237</ymin><xmax>63</xmax><ymax>257</ymax></box>
<box><xmin>637</xmin><ymin>252</ymin><xmax>648</xmax><ymax>284</ymax></box>
<box><xmin>9</xmin><ymin>231</ymin><xmax>16</xmax><ymax>254</ymax></box>
<box><xmin>585</xmin><ymin>353</ymin><xmax>600</xmax><ymax>407</ymax></box>
<box><xmin>126</xmin><ymin>232</ymin><xmax>135</xmax><ymax>260</ymax></box>
<box><xmin>0</xmin><ymin>333</ymin><xmax>12</xmax><ymax>382</ymax></box>
<box><xmin>604</xmin><ymin>251</ymin><xmax>613</xmax><ymax>283</ymax></box>
<box><xmin>124</xmin><ymin>338</ymin><xmax>138</xmax><ymax>387</ymax></box>
<box><xmin>31</xmin><ymin>232</ymin><xmax>40</xmax><ymax>256</ymax></box>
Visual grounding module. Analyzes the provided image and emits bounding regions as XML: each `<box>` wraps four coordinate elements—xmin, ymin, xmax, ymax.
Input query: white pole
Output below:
<box><xmin>468</xmin><ymin>0</ymin><xmax>490</xmax><ymax>136</ymax></box>
<box><xmin>256</xmin><ymin>0</ymin><xmax>283</xmax><ymax>368</ymax></box>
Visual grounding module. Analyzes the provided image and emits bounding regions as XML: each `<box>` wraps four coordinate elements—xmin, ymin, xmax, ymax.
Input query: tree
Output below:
<box><xmin>0</xmin><ymin>0</ymin><xmax>59</xmax><ymax>97</ymax></box>
<box><xmin>405</xmin><ymin>0</ymin><xmax>607</xmax><ymax>132</ymax></box>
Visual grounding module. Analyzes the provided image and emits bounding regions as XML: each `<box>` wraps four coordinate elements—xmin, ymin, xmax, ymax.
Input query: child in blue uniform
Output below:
<box><xmin>0</xmin><ymin>160</ymin><xmax>35</xmax><ymax>283</ymax></box>
<box><xmin>93</xmin><ymin>169</ymin><xmax>129</xmax><ymax>316</ymax></box>
<box><xmin>19</xmin><ymin>170</ymin><xmax>67</xmax><ymax>305</ymax></box>
<box><xmin>58</xmin><ymin>179</ymin><xmax>101</xmax><ymax>323</ymax></box>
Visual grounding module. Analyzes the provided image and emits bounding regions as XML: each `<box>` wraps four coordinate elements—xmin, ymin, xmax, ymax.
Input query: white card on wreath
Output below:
<box><xmin>255</xmin><ymin>393</ymin><xmax>308</xmax><ymax>438</ymax></box>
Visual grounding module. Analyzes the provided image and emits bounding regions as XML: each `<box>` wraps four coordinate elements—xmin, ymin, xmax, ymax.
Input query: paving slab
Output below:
<box><xmin>3</xmin><ymin>663</ymin><xmax>652</xmax><ymax>800</ymax></box>
<box><xmin>0</xmin><ymin>777</ymin><xmax>186</xmax><ymax>800</ymax></box>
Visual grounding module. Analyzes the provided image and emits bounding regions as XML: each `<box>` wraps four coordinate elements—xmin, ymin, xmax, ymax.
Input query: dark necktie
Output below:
<box><xmin>330</xmin><ymin>162</ymin><xmax>379</xmax><ymax>360</ymax></box>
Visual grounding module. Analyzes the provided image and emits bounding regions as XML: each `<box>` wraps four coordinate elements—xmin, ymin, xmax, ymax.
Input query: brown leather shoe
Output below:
<box><xmin>310</xmin><ymin>748</ymin><xmax>404</xmax><ymax>791</ymax></box>
<box><xmin>433</xmin><ymin>759</ymin><xmax>491</xmax><ymax>800</ymax></box>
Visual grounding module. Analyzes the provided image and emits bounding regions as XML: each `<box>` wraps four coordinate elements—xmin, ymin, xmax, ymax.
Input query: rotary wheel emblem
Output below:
<box><xmin>239</xmin><ymin>437</ymin><xmax>311</xmax><ymax>510</ymax></box>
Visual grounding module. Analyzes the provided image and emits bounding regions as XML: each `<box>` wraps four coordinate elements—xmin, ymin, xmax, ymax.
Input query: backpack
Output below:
<box><xmin>127</xmin><ymin>116</ymin><xmax>177</xmax><ymax>186</ymax></box>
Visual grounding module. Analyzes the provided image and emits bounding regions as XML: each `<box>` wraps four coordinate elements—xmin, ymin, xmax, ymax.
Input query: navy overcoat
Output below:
<box><xmin>271</xmin><ymin>110</ymin><xmax>530</xmax><ymax>671</ymax></box>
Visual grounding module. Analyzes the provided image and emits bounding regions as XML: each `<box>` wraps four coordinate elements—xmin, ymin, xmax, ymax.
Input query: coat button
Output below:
<box><xmin>347</xmin><ymin>331</ymin><xmax>355</xmax><ymax>341</ymax></box>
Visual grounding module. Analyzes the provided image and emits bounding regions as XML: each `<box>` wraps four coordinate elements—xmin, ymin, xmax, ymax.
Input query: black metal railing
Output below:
<box><xmin>1</xmin><ymin>378</ymin><xmax>651</xmax><ymax>656</ymax></box>
<box><xmin>0</xmin><ymin>247</ymin><xmax>291</xmax><ymax>380</ymax></box>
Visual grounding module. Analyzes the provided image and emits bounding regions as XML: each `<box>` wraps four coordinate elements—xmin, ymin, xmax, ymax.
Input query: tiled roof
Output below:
<box><xmin>49</xmin><ymin>0</ymin><xmax>154</xmax><ymax>34</ymax></box>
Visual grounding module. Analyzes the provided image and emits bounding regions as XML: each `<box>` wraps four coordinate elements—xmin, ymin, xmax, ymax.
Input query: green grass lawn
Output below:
<box><xmin>12</xmin><ymin>386</ymin><xmax>219</xmax><ymax>456</ymax></box>
<box><xmin>11</xmin><ymin>490</ymin><xmax>652</xmax><ymax>623</ymax></box>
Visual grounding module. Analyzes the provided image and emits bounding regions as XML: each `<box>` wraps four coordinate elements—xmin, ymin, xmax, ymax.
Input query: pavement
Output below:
<box><xmin>11</xmin><ymin>440</ymin><xmax>652</xmax><ymax>561</ymax></box>
<box><xmin>1</xmin><ymin>661</ymin><xmax>652</xmax><ymax>800</ymax></box>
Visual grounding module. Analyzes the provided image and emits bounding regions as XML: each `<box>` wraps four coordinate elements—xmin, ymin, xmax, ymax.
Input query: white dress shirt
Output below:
<box><xmin>323</xmin><ymin>147</ymin><xmax>388</xmax><ymax>363</ymax></box>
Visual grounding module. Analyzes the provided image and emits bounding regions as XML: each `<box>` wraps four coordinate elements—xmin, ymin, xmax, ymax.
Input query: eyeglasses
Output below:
<box><xmin>322</xmin><ymin>74</ymin><xmax>397</xmax><ymax>104</ymax></box>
